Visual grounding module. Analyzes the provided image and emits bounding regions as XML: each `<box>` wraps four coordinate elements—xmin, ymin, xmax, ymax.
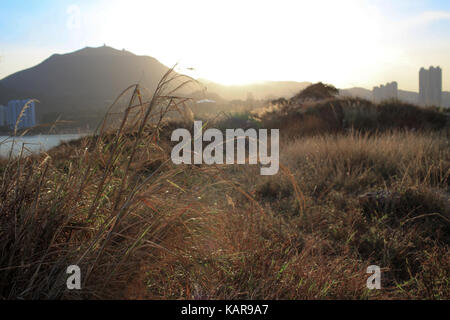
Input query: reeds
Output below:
<box><xmin>0</xmin><ymin>68</ymin><xmax>202</xmax><ymax>299</ymax></box>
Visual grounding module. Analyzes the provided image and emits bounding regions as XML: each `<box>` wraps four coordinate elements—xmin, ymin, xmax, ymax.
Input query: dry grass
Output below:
<box><xmin>0</xmin><ymin>68</ymin><xmax>202</xmax><ymax>299</ymax></box>
<box><xmin>0</xmin><ymin>80</ymin><xmax>448</xmax><ymax>300</ymax></box>
<box><xmin>151</xmin><ymin>129</ymin><xmax>447</xmax><ymax>300</ymax></box>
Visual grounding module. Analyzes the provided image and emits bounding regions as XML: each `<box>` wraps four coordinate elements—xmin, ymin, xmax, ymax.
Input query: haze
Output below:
<box><xmin>1</xmin><ymin>0</ymin><xmax>450</xmax><ymax>91</ymax></box>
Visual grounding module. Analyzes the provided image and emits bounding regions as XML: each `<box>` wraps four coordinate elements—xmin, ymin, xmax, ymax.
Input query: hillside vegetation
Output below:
<box><xmin>0</xmin><ymin>78</ymin><xmax>448</xmax><ymax>299</ymax></box>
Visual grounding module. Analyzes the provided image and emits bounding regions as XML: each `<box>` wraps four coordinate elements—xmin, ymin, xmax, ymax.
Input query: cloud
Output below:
<box><xmin>66</xmin><ymin>5</ymin><xmax>82</xmax><ymax>30</ymax></box>
<box><xmin>402</xmin><ymin>10</ymin><xmax>450</xmax><ymax>29</ymax></box>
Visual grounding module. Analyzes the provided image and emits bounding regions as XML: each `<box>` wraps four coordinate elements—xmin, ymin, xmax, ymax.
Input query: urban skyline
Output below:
<box><xmin>372</xmin><ymin>66</ymin><xmax>444</xmax><ymax>106</ymax></box>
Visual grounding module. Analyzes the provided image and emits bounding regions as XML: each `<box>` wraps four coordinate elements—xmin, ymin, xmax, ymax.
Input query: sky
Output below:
<box><xmin>0</xmin><ymin>0</ymin><xmax>450</xmax><ymax>91</ymax></box>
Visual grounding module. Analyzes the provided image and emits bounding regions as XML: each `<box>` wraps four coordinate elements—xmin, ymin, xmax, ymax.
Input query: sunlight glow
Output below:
<box><xmin>95</xmin><ymin>0</ymin><xmax>386</xmax><ymax>87</ymax></box>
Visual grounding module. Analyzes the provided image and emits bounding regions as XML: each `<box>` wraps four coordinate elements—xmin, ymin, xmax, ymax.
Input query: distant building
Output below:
<box><xmin>196</xmin><ymin>99</ymin><xmax>216</xmax><ymax>104</ymax></box>
<box><xmin>5</xmin><ymin>99</ymin><xmax>36</xmax><ymax>130</ymax></box>
<box><xmin>0</xmin><ymin>105</ymin><xmax>5</xmax><ymax>127</ymax></box>
<box><xmin>373</xmin><ymin>82</ymin><xmax>398</xmax><ymax>103</ymax></box>
<box><xmin>419</xmin><ymin>66</ymin><xmax>442</xmax><ymax>107</ymax></box>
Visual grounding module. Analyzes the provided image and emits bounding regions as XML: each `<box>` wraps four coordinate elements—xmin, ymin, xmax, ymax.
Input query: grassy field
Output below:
<box><xmin>0</xmin><ymin>77</ymin><xmax>448</xmax><ymax>299</ymax></box>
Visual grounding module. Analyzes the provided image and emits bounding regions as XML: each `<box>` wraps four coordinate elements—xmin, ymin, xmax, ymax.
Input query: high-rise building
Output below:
<box><xmin>419</xmin><ymin>66</ymin><xmax>442</xmax><ymax>107</ymax></box>
<box><xmin>5</xmin><ymin>99</ymin><xmax>36</xmax><ymax>130</ymax></box>
<box><xmin>372</xmin><ymin>82</ymin><xmax>398</xmax><ymax>103</ymax></box>
<box><xmin>0</xmin><ymin>105</ymin><xmax>5</xmax><ymax>127</ymax></box>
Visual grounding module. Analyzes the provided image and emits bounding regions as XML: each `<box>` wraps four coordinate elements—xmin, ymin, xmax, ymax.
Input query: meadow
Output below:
<box><xmin>0</xmin><ymin>73</ymin><xmax>448</xmax><ymax>299</ymax></box>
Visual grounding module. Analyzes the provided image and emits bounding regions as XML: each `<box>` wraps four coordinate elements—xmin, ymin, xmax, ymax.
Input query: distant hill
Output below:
<box><xmin>339</xmin><ymin>87</ymin><xmax>372</xmax><ymax>100</ymax></box>
<box><xmin>197</xmin><ymin>79</ymin><xmax>311</xmax><ymax>101</ymax></box>
<box><xmin>0</xmin><ymin>46</ymin><xmax>171</xmax><ymax>123</ymax></box>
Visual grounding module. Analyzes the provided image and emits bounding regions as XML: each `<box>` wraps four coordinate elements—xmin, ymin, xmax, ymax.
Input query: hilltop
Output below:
<box><xmin>0</xmin><ymin>46</ymin><xmax>171</xmax><ymax>125</ymax></box>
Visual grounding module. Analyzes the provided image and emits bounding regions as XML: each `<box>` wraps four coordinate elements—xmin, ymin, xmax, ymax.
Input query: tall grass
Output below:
<box><xmin>221</xmin><ymin>130</ymin><xmax>449</xmax><ymax>299</ymax></box>
<box><xmin>0</xmin><ymin>68</ymin><xmax>202</xmax><ymax>299</ymax></box>
<box><xmin>137</xmin><ymin>130</ymin><xmax>449</xmax><ymax>300</ymax></box>
<box><xmin>0</xmin><ymin>78</ymin><xmax>448</xmax><ymax>300</ymax></box>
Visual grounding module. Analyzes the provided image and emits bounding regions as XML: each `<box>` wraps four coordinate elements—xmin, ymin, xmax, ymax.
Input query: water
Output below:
<box><xmin>0</xmin><ymin>134</ymin><xmax>87</xmax><ymax>158</ymax></box>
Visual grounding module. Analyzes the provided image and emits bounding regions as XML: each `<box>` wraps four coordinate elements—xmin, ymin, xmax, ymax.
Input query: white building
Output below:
<box><xmin>373</xmin><ymin>82</ymin><xmax>398</xmax><ymax>103</ymax></box>
<box><xmin>5</xmin><ymin>99</ymin><xmax>36</xmax><ymax>130</ymax></box>
<box><xmin>196</xmin><ymin>99</ymin><xmax>216</xmax><ymax>104</ymax></box>
<box><xmin>419</xmin><ymin>66</ymin><xmax>442</xmax><ymax>107</ymax></box>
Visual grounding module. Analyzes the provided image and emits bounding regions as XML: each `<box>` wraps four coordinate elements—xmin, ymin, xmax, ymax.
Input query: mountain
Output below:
<box><xmin>0</xmin><ymin>45</ymin><xmax>311</xmax><ymax>125</ymax></box>
<box><xmin>0</xmin><ymin>46</ymin><xmax>171</xmax><ymax>123</ymax></box>
<box><xmin>0</xmin><ymin>83</ymin><xmax>33</xmax><ymax>104</ymax></box>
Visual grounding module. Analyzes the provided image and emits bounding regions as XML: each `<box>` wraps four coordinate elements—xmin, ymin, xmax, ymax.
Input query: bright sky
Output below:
<box><xmin>1</xmin><ymin>0</ymin><xmax>450</xmax><ymax>91</ymax></box>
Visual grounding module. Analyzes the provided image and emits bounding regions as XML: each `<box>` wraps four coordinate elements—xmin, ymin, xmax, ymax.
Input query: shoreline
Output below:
<box><xmin>0</xmin><ymin>129</ymin><xmax>94</xmax><ymax>137</ymax></box>
<box><xmin>0</xmin><ymin>132</ymin><xmax>91</xmax><ymax>159</ymax></box>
